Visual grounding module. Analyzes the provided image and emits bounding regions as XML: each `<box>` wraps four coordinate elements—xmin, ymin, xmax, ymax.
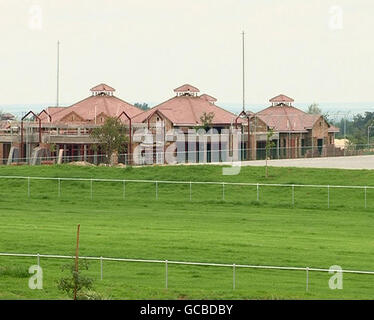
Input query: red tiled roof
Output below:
<box><xmin>174</xmin><ymin>84</ymin><xmax>200</xmax><ymax>93</ymax></box>
<box><xmin>40</xmin><ymin>94</ymin><xmax>142</xmax><ymax>123</ymax></box>
<box><xmin>269</xmin><ymin>94</ymin><xmax>294</xmax><ymax>103</ymax></box>
<box><xmin>132</xmin><ymin>95</ymin><xmax>238</xmax><ymax>126</ymax></box>
<box><xmin>328</xmin><ymin>125</ymin><xmax>340</xmax><ymax>133</ymax></box>
<box><xmin>256</xmin><ymin>104</ymin><xmax>335</xmax><ymax>132</ymax></box>
<box><xmin>90</xmin><ymin>83</ymin><xmax>115</xmax><ymax>92</ymax></box>
<box><xmin>43</xmin><ymin>107</ymin><xmax>65</xmax><ymax>116</ymax></box>
<box><xmin>199</xmin><ymin>94</ymin><xmax>217</xmax><ymax>103</ymax></box>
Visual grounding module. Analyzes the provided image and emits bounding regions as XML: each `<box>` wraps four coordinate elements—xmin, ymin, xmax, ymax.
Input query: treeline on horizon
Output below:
<box><xmin>331</xmin><ymin>112</ymin><xmax>374</xmax><ymax>145</ymax></box>
<box><xmin>308</xmin><ymin>103</ymin><xmax>374</xmax><ymax>146</ymax></box>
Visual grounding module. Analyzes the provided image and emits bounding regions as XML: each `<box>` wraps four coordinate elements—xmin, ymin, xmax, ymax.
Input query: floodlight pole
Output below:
<box><xmin>242</xmin><ymin>31</ymin><xmax>245</xmax><ymax>114</ymax></box>
<box><xmin>57</xmin><ymin>41</ymin><xmax>60</xmax><ymax>107</ymax></box>
<box><xmin>368</xmin><ymin>125</ymin><xmax>373</xmax><ymax>149</ymax></box>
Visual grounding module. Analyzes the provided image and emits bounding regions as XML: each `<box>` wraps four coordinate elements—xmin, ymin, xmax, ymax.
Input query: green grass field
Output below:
<box><xmin>0</xmin><ymin>164</ymin><xmax>374</xmax><ymax>300</ymax></box>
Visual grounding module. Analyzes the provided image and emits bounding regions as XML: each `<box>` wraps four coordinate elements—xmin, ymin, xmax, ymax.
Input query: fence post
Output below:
<box><xmin>222</xmin><ymin>182</ymin><xmax>225</xmax><ymax>201</ymax></box>
<box><xmin>156</xmin><ymin>181</ymin><xmax>158</xmax><ymax>200</ymax></box>
<box><xmin>100</xmin><ymin>256</ymin><xmax>103</xmax><ymax>280</ymax></box>
<box><xmin>327</xmin><ymin>185</ymin><xmax>330</xmax><ymax>208</ymax></box>
<box><xmin>28</xmin><ymin>177</ymin><xmax>30</xmax><ymax>198</ymax></box>
<box><xmin>306</xmin><ymin>267</ymin><xmax>309</xmax><ymax>292</ymax></box>
<box><xmin>365</xmin><ymin>186</ymin><xmax>367</xmax><ymax>209</ymax></box>
<box><xmin>233</xmin><ymin>263</ymin><xmax>236</xmax><ymax>290</ymax></box>
<box><xmin>257</xmin><ymin>183</ymin><xmax>259</xmax><ymax>201</ymax></box>
<box><xmin>165</xmin><ymin>260</ymin><xmax>168</xmax><ymax>289</ymax></box>
<box><xmin>292</xmin><ymin>184</ymin><xmax>295</xmax><ymax>206</ymax></box>
<box><xmin>189</xmin><ymin>182</ymin><xmax>192</xmax><ymax>201</ymax></box>
<box><xmin>58</xmin><ymin>178</ymin><xmax>61</xmax><ymax>198</ymax></box>
<box><xmin>37</xmin><ymin>253</ymin><xmax>40</xmax><ymax>267</ymax></box>
<box><xmin>90</xmin><ymin>179</ymin><xmax>93</xmax><ymax>200</ymax></box>
<box><xmin>123</xmin><ymin>180</ymin><xmax>126</xmax><ymax>200</ymax></box>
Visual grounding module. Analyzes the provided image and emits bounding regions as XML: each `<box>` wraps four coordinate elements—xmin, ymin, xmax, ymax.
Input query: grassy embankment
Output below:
<box><xmin>0</xmin><ymin>164</ymin><xmax>373</xmax><ymax>299</ymax></box>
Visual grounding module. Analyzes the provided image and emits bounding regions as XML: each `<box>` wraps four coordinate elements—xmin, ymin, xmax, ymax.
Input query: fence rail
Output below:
<box><xmin>2</xmin><ymin>143</ymin><xmax>374</xmax><ymax>166</ymax></box>
<box><xmin>0</xmin><ymin>175</ymin><xmax>372</xmax><ymax>208</ymax></box>
<box><xmin>1</xmin><ymin>252</ymin><xmax>374</xmax><ymax>291</ymax></box>
<box><xmin>0</xmin><ymin>175</ymin><xmax>373</xmax><ymax>189</ymax></box>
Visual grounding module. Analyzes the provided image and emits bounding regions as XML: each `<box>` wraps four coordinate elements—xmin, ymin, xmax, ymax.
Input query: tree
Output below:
<box><xmin>134</xmin><ymin>102</ymin><xmax>149</xmax><ymax>111</ymax></box>
<box><xmin>57</xmin><ymin>260</ymin><xmax>94</xmax><ymax>300</ymax></box>
<box><xmin>198</xmin><ymin>112</ymin><xmax>215</xmax><ymax>131</ymax></box>
<box><xmin>331</xmin><ymin>111</ymin><xmax>374</xmax><ymax>146</ymax></box>
<box><xmin>90</xmin><ymin>117</ymin><xmax>128</xmax><ymax>165</ymax></box>
<box><xmin>265</xmin><ymin>128</ymin><xmax>276</xmax><ymax>178</ymax></box>
<box><xmin>307</xmin><ymin>103</ymin><xmax>322</xmax><ymax>115</ymax></box>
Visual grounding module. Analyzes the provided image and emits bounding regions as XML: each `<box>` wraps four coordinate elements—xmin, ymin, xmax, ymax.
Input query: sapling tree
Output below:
<box><xmin>57</xmin><ymin>260</ymin><xmax>93</xmax><ymax>299</ymax></box>
<box><xmin>90</xmin><ymin>117</ymin><xmax>128</xmax><ymax>165</ymax></box>
<box><xmin>198</xmin><ymin>112</ymin><xmax>215</xmax><ymax>131</ymax></box>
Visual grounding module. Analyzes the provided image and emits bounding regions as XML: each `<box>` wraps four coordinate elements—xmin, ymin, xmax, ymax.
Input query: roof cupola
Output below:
<box><xmin>90</xmin><ymin>83</ymin><xmax>115</xmax><ymax>96</ymax></box>
<box><xmin>269</xmin><ymin>94</ymin><xmax>294</xmax><ymax>106</ymax></box>
<box><xmin>173</xmin><ymin>84</ymin><xmax>200</xmax><ymax>97</ymax></box>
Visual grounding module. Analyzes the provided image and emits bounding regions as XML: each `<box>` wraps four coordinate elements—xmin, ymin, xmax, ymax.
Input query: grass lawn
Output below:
<box><xmin>0</xmin><ymin>164</ymin><xmax>374</xmax><ymax>299</ymax></box>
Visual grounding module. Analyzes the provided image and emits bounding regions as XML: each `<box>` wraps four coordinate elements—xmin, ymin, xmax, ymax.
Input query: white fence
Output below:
<box><xmin>1</xmin><ymin>252</ymin><xmax>374</xmax><ymax>291</ymax></box>
<box><xmin>0</xmin><ymin>175</ymin><xmax>372</xmax><ymax>208</ymax></box>
<box><xmin>2</xmin><ymin>143</ymin><xmax>374</xmax><ymax>166</ymax></box>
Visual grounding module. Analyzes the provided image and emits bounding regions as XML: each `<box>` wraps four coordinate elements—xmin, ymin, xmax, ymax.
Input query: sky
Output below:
<box><xmin>0</xmin><ymin>0</ymin><xmax>373</xmax><ymax>112</ymax></box>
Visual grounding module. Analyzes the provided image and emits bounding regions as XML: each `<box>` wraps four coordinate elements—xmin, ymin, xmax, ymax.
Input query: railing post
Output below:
<box><xmin>233</xmin><ymin>263</ymin><xmax>236</xmax><ymax>290</ymax></box>
<box><xmin>156</xmin><ymin>181</ymin><xmax>158</xmax><ymax>200</ymax></box>
<box><xmin>222</xmin><ymin>182</ymin><xmax>225</xmax><ymax>201</ymax></box>
<box><xmin>58</xmin><ymin>178</ymin><xmax>61</xmax><ymax>198</ymax></box>
<box><xmin>28</xmin><ymin>177</ymin><xmax>30</xmax><ymax>198</ymax></box>
<box><xmin>292</xmin><ymin>184</ymin><xmax>295</xmax><ymax>206</ymax></box>
<box><xmin>189</xmin><ymin>182</ymin><xmax>192</xmax><ymax>201</ymax></box>
<box><xmin>327</xmin><ymin>185</ymin><xmax>330</xmax><ymax>208</ymax></box>
<box><xmin>257</xmin><ymin>183</ymin><xmax>259</xmax><ymax>201</ymax></box>
<box><xmin>365</xmin><ymin>186</ymin><xmax>367</xmax><ymax>209</ymax></box>
<box><xmin>123</xmin><ymin>180</ymin><xmax>126</xmax><ymax>200</ymax></box>
<box><xmin>306</xmin><ymin>267</ymin><xmax>309</xmax><ymax>292</ymax></box>
<box><xmin>165</xmin><ymin>260</ymin><xmax>168</xmax><ymax>289</ymax></box>
<box><xmin>100</xmin><ymin>256</ymin><xmax>103</xmax><ymax>280</ymax></box>
<box><xmin>37</xmin><ymin>253</ymin><xmax>40</xmax><ymax>267</ymax></box>
<box><xmin>90</xmin><ymin>179</ymin><xmax>93</xmax><ymax>200</ymax></box>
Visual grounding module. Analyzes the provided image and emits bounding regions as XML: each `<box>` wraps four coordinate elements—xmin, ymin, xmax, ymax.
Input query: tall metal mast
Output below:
<box><xmin>57</xmin><ymin>40</ymin><xmax>60</xmax><ymax>107</ymax></box>
<box><xmin>242</xmin><ymin>31</ymin><xmax>245</xmax><ymax>113</ymax></box>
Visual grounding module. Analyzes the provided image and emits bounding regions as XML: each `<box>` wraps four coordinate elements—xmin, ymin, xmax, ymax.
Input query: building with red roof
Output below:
<box><xmin>0</xmin><ymin>84</ymin><xmax>144</xmax><ymax>164</ymax></box>
<box><xmin>0</xmin><ymin>84</ymin><xmax>340</xmax><ymax>165</ymax></box>
<box><xmin>40</xmin><ymin>84</ymin><xmax>142</xmax><ymax>124</ymax></box>
<box><xmin>0</xmin><ymin>83</ymin><xmax>243</xmax><ymax>164</ymax></box>
<box><xmin>244</xmin><ymin>95</ymin><xmax>339</xmax><ymax>159</ymax></box>
<box><xmin>131</xmin><ymin>84</ymin><xmax>238</xmax><ymax>128</ymax></box>
<box><xmin>130</xmin><ymin>84</ymin><xmax>241</xmax><ymax>164</ymax></box>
